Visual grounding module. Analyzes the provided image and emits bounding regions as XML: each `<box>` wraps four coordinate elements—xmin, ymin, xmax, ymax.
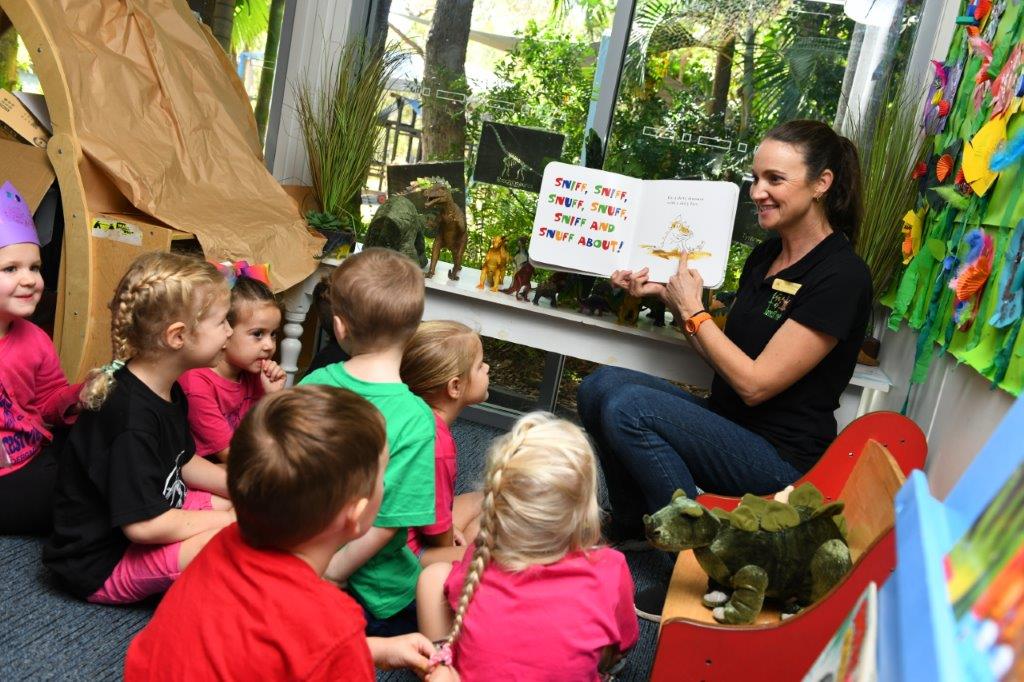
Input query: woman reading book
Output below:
<box><xmin>577</xmin><ymin>120</ymin><xmax>872</xmax><ymax>621</ymax></box>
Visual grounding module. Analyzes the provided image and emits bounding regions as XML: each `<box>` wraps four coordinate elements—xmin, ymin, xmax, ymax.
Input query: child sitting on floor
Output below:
<box><xmin>44</xmin><ymin>252</ymin><xmax>236</xmax><ymax>604</ymax></box>
<box><xmin>124</xmin><ymin>385</ymin><xmax>440</xmax><ymax>680</ymax></box>
<box><xmin>418</xmin><ymin>412</ymin><xmax>639</xmax><ymax>681</ymax></box>
<box><xmin>0</xmin><ymin>181</ymin><xmax>82</xmax><ymax>535</ymax></box>
<box><xmin>300</xmin><ymin>247</ymin><xmax>436</xmax><ymax>636</ymax></box>
<box><xmin>400</xmin><ymin>320</ymin><xmax>487</xmax><ymax>566</ymax></box>
<box><xmin>179</xmin><ymin>267</ymin><xmax>285</xmax><ymax>461</ymax></box>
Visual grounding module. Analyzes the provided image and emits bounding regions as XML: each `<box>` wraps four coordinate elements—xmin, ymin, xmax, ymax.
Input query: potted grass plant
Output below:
<box><xmin>845</xmin><ymin>77</ymin><xmax>926</xmax><ymax>363</ymax></box>
<box><xmin>295</xmin><ymin>40</ymin><xmax>403</xmax><ymax>257</ymax></box>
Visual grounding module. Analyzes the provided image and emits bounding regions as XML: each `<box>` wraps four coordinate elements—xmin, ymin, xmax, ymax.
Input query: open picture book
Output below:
<box><xmin>529</xmin><ymin>162</ymin><xmax>740</xmax><ymax>288</ymax></box>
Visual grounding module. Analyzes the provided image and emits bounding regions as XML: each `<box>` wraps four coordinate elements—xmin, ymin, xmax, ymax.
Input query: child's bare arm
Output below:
<box><xmin>123</xmin><ymin>508</ymin><xmax>235</xmax><ymax>545</ymax></box>
<box><xmin>421</xmin><ymin>528</ymin><xmax>454</xmax><ymax>548</ymax></box>
<box><xmin>367</xmin><ymin>633</ymin><xmax>434</xmax><ymax>673</ymax></box>
<box><xmin>181</xmin><ymin>455</ymin><xmax>229</xmax><ymax>498</ymax></box>
<box><xmin>323</xmin><ymin>526</ymin><xmax>398</xmax><ymax>585</ymax></box>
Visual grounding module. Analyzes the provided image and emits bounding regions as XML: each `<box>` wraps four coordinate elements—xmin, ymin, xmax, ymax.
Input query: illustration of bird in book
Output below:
<box><xmin>639</xmin><ymin>216</ymin><xmax>713</xmax><ymax>261</ymax></box>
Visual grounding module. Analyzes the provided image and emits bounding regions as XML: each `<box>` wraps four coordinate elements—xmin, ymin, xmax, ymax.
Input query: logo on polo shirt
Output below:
<box><xmin>764</xmin><ymin>291</ymin><xmax>793</xmax><ymax>321</ymax></box>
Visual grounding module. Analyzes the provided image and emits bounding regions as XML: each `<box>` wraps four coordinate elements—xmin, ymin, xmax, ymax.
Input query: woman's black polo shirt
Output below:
<box><xmin>709</xmin><ymin>232</ymin><xmax>872</xmax><ymax>472</ymax></box>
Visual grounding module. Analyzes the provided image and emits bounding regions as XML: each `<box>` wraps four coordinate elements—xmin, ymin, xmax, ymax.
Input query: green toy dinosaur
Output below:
<box><xmin>644</xmin><ymin>483</ymin><xmax>852</xmax><ymax>624</ymax></box>
<box><xmin>364</xmin><ymin>195</ymin><xmax>428</xmax><ymax>267</ymax></box>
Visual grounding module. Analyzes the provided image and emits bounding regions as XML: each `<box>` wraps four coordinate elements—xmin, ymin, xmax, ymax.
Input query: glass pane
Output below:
<box><xmin>606</xmin><ymin>0</ymin><xmax>859</xmax><ymax>280</ymax></box>
<box><xmin>376</xmin><ymin>1</ymin><xmax>614</xmax><ymax>411</ymax></box>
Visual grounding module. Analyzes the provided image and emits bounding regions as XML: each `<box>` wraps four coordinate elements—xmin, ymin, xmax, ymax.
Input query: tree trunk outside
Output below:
<box><xmin>211</xmin><ymin>0</ymin><xmax>236</xmax><ymax>53</ymax></box>
<box><xmin>0</xmin><ymin>27</ymin><xmax>17</xmax><ymax>92</ymax></box>
<box><xmin>739</xmin><ymin>28</ymin><xmax>755</xmax><ymax>135</ymax></box>
<box><xmin>254</xmin><ymin>0</ymin><xmax>285</xmax><ymax>144</ymax></box>
<box><xmin>422</xmin><ymin>0</ymin><xmax>474</xmax><ymax>161</ymax></box>
<box><xmin>710</xmin><ymin>37</ymin><xmax>736</xmax><ymax>120</ymax></box>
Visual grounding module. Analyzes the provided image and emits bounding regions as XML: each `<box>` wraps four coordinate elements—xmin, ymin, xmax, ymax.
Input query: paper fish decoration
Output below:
<box><xmin>901</xmin><ymin>208</ymin><xmax>926</xmax><ymax>265</ymax></box>
<box><xmin>950</xmin><ymin>228</ymin><xmax>995</xmax><ymax>325</ymax></box>
<box><xmin>911</xmin><ymin>161</ymin><xmax>928</xmax><ymax>180</ymax></box>
<box><xmin>962</xmin><ymin>117</ymin><xmax>1008</xmax><ymax>195</ymax></box>
<box><xmin>991</xmin><ymin>44</ymin><xmax>1024</xmax><ymax>119</ymax></box>
<box><xmin>974</xmin><ymin>0</ymin><xmax>992</xmax><ymax>21</ymax></box>
<box><xmin>989</xmin><ymin>219</ymin><xmax>1024</xmax><ymax>329</ymax></box>
<box><xmin>936</xmin><ymin>154</ymin><xmax>954</xmax><ymax>182</ymax></box>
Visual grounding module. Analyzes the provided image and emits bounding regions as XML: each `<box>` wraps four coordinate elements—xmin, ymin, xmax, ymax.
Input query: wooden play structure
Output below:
<box><xmin>650</xmin><ymin>412</ymin><xmax>927</xmax><ymax>680</ymax></box>
<box><xmin>0</xmin><ymin>0</ymin><xmax>321</xmax><ymax>382</ymax></box>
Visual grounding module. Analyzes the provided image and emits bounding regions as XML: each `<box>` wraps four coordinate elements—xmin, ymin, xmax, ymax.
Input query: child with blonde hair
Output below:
<box><xmin>401</xmin><ymin>320</ymin><xmax>487</xmax><ymax>566</ymax></box>
<box><xmin>300</xmin><ymin>247</ymin><xmax>436</xmax><ymax>636</ymax></box>
<box><xmin>179</xmin><ymin>270</ymin><xmax>286</xmax><ymax>461</ymax></box>
<box><xmin>0</xmin><ymin>181</ymin><xmax>81</xmax><ymax>535</ymax></box>
<box><xmin>417</xmin><ymin>412</ymin><xmax>639</xmax><ymax>680</ymax></box>
<box><xmin>44</xmin><ymin>252</ymin><xmax>236</xmax><ymax>604</ymax></box>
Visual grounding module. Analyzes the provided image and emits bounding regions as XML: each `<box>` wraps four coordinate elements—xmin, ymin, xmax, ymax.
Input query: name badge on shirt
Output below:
<box><xmin>772</xmin><ymin>278</ymin><xmax>802</xmax><ymax>295</ymax></box>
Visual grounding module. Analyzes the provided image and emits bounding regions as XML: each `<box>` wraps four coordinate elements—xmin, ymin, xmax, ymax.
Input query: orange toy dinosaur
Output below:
<box><xmin>478</xmin><ymin>235</ymin><xmax>510</xmax><ymax>292</ymax></box>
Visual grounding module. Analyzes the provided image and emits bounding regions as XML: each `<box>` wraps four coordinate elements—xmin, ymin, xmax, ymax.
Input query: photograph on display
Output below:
<box><xmin>472</xmin><ymin>121</ymin><xmax>565</xmax><ymax>193</ymax></box>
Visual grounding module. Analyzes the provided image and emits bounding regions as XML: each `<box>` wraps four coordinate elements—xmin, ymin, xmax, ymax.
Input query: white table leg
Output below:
<box><xmin>279</xmin><ymin>264</ymin><xmax>332</xmax><ymax>387</ymax></box>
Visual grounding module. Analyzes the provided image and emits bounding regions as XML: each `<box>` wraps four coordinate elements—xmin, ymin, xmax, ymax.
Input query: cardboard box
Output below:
<box><xmin>0</xmin><ymin>137</ymin><xmax>56</xmax><ymax>211</ymax></box>
<box><xmin>0</xmin><ymin>89</ymin><xmax>50</xmax><ymax>148</ymax></box>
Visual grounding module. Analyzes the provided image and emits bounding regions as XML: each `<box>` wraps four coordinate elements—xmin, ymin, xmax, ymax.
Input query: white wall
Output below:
<box><xmin>269</xmin><ymin>1</ymin><xmax>363</xmax><ymax>185</ymax></box>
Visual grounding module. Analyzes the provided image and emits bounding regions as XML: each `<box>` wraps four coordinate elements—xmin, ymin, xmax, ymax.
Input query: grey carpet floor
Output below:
<box><xmin>0</xmin><ymin>419</ymin><xmax>669</xmax><ymax>681</ymax></box>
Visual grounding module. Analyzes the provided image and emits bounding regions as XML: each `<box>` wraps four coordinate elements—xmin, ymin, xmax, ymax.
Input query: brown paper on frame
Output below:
<box><xmin>29</xmin><ymin>0</ymin><xmax>323</xmax><ymax>291</ymax></box>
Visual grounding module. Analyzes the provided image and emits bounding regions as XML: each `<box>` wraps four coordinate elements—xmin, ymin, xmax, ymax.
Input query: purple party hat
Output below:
<box><xmin>0</xmin><ymin>181</ymin><xmax>39</xmax><ymax>250</ymax></box>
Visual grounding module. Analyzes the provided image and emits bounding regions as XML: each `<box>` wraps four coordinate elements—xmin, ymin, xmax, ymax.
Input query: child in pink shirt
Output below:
<box><xmin>400</xmin><ymin>321</ymin><xmax>488</xmax><ymax>566</ymax></box>
<box><xmin>0</xmin><ymin>181</ymin><xmax>81</xmax><ymax>535</ymax></box>
<box><xmin>417</xmin><ymin>413</ymin><xmax>639</xmax><ymax>681</ymax></box>
<box><xmin>179</xmin><ymin>272</ymin><xmax>285</xmax><ymax>461</ymax></box>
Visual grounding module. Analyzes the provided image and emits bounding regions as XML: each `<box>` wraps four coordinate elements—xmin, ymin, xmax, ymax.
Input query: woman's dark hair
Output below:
<box><xmin>229</xmin><ymin>276</ymin><xmax>280</xmax><ymax>325</ymax></box>
<box><xmin>765</xmin><ymin>120</ymin><xmax>863</xmax><ymax>246</ymax></box>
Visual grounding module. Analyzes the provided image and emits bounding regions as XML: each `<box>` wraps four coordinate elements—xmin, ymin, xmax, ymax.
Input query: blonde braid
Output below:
<box><xmin>79</xmin><ymin>252</ymin><xmax>227</xmax><ymax>410</ymax></box>
<box><xmin>443</xmin><ymin>416</ymin><xmax>546</xmax><ymax>649</ymax></box>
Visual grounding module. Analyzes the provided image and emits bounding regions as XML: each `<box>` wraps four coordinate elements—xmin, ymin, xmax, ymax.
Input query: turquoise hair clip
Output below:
<box><xmin>101</xmin><ymin>359</ymin><xmax>125</xmax><ymax>376</ymax></box>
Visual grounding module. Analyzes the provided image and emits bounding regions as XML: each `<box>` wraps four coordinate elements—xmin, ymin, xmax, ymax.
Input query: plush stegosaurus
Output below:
<box><xmin>644</xmin><ymin>483</ymin><xmax>852</xmax><ymax>624</ymax></box>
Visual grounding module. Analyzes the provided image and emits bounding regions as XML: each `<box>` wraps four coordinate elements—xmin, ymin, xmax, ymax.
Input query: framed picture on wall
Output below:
<box><xmin>473</xmin><ymin>121</ymin><xmax>565</xmax><ymax>193</ymax></box>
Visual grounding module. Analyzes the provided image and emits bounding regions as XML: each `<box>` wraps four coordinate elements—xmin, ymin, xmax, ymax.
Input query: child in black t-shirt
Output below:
<box><xmin>44</xmin><ymin>252</ymin><xmax>237</xmax><ymax>604</ymax></box>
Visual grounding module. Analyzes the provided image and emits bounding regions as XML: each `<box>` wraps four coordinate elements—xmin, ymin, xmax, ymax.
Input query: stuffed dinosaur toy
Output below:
<box><xmin>644</xmin><ymin>483</ymin><xmax>852</xmax><ymax>624</ymax></box>
<box><xmin>364</xmin><ymin>195</ymin><xmax>428</xmax><ymax>268</ymax></box>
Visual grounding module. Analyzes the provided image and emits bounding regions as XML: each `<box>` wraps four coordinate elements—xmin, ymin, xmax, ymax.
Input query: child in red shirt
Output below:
<box><xmin>400</xmin><ymin>321</ymin><xmax>488</xmax><ymax>566</ymax></box>
<box><xmin>0</xmin><ymin>181</ymin><xmax>81</xmax><ymax>535</ymax></box>
<box><xmin>417</xmin><ymin>413</ymin><xmax>639</xmax><ymax>681</ymax></box>
<box><xmin>125</xmin><ymin>385</ymin><xmax>439</xmax><ymax>680</ymax></box>
<box><xmin>179</xmin><ymin>272</ymin><xmax>285</xmax><ymax>461</ymax></box>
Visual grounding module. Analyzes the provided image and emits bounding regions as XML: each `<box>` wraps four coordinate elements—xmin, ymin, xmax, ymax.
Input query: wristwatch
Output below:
<box><xmin>684</xmin><ymin>310</ymin><xmax>712</xmax><ymax>335</ymax></box>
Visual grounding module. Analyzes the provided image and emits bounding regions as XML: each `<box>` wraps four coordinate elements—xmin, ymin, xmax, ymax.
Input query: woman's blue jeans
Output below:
<box><xmin>577</xmin><ymin>366</ymin><xmax>802</xmax><ymax>537</ymax></box>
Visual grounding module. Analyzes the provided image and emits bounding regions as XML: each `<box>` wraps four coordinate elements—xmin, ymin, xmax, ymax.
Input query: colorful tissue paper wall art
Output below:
<box><xmin>887</xmin><ymin>0</ymin><xmax>1024</xmax><ymax>396</ymax></box>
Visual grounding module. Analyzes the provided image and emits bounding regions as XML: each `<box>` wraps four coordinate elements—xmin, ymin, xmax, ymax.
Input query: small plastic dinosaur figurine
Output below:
<box><xmin>419</xmin><ymin>182</ymin><xmax>468</xmax><ymax>281</ymax></box>
<box><xmin>644</xmin><ymin>483</ymin><xmax>852</xmax><ymax>624</ymax></box>
<box><xmin>478</xmin><ymin>235</ymin><xmax>510</xmax><ymax>292</ymax></box>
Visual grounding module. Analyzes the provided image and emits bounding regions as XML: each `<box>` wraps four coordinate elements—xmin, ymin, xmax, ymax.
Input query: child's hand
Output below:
<box><xmin>367</xmin><ymin>633</ymin><xmax>434</xmax><ymax>673</ymax></box>
<box><xmin>453</xmin><ymin>529</ymin><xmax>467</xmax><ymax>547</ymax></box>
<box><xmin>426</xmin><ymin>665</ymin><xmax>461</xmax><ymax>681</ymax></box>
<box><xmin>259</xmin><ymin>359</ymin><xmax>287</xmax><ymax>393</ymax></box>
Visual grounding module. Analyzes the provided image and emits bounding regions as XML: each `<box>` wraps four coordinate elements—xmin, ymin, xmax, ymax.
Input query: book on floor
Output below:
<box><xmin>529</xmin><ymin>162</ymin><xmax>740</xmax><ymax>288</ymax></box>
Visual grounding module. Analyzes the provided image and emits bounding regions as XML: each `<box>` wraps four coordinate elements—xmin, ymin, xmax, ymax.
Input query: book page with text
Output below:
<box><xmin>628</xmin><ymin>179</ymin><xmax>739</xmax><ymax>287</ymax></box>
<box><xmin>529</xmin><ymin>162</ymin><xmax>642</xmax><ymax>277</ymax></box>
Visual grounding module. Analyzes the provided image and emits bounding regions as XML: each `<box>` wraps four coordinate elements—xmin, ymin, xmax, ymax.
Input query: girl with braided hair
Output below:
<box><xmin>44</xmin><ymin>252</ymin><xmax>237</xmax><ymax>604</ymax></box>
<box><xmin>417</xmin><ymin>412</ymin><xmax>638</xmax><ymax>681</ymax></box>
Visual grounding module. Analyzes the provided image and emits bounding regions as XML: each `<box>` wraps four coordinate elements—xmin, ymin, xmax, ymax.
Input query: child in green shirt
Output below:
<box><xmin>301</xmin><ymin>248</ymin><xmax>436</xmax><ymax>636</ymax></box>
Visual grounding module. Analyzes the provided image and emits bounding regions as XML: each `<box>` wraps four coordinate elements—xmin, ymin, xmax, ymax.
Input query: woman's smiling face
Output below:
<box><xmin>750</xmin><ymin>138</ymin><xmax>831</xmax><ymax>232</ymax></box>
